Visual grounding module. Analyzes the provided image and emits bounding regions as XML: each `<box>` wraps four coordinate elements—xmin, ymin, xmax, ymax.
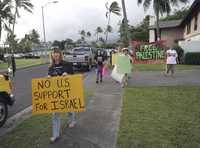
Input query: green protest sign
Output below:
<box><xmin>116</xmin><ymin>55</ymin><xmax>132</xmax><ymax>74</ymax></box>
<box><xmin>132</xmin><ymin>40</ymin><xmax>166</xmax><ymax>64</ymax></box>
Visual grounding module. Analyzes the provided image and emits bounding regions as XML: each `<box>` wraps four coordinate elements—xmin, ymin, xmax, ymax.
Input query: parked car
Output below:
<box><xmin>14</xmin><ymin>53</ymin><xmax>25</xmax><ymax>59</ymax></box>
<box><xmin>24</xmin><ymin>53</ymin><xmax>40</xmax><ymax>59</ymax></box>
<box><xmin>64</xmin><ymin>47</ymin><xmax>94</xmax><ymax>71</ymax></box>
<box><xmin>0</xmin><ymin>56</ymin><xmax>15</xmax><ymax>127</ymax></box>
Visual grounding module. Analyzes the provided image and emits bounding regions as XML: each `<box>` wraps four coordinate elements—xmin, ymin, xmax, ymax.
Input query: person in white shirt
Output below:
<box><xmin>165</xmin><ymin>46</ymin><xmax>178</xmax><ymax>77</ymax></box>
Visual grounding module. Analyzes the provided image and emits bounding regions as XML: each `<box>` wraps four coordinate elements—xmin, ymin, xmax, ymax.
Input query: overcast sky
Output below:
<box><xmin>1</xmin><ymin>0</ymin><xmax>194</xmax><ymax>43</ymax></box>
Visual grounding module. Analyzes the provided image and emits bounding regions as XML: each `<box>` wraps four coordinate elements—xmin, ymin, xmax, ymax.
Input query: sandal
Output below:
<box><xmin>50</xmin><ymin>136</ymin><xmax>60</xmax><ymax>144</ymax></box>
<box><xmin>68</xmin><ymin>121</ymin><xmax>76</xmax><ymax>128</ymax></box>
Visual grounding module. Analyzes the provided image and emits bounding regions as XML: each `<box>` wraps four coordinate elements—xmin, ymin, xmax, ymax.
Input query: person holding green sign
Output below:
<box><xmin>116</xmin><ymin>48</ymin><xmax>132</xmax><ymax>87</ymax></box>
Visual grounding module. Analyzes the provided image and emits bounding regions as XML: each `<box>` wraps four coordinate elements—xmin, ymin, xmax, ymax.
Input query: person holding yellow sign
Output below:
<box><xmin>48</xmin><ymin>48</ymin><xmax>76</xmax><ymax>143</ymax></box>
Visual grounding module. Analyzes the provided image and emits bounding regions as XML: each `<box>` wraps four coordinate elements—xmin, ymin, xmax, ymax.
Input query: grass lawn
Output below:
<box><xmin>0</xmin><ymin>91</ymin><xmax>92</xmax><ymax>148</ymax></box>
<box><xmin>117</xmin><ymin>86</ymin><xmax>200</xmax><ymax>148</ymax></box>
<box><xmin>0</xmin><ymin>59</ymin><xmax>45</xmax><ymax>70</ymax></box>
<box><xmin>133</xmin><ymin>64</ymin><xmax>199</xmax><ymax>71</ymax></box>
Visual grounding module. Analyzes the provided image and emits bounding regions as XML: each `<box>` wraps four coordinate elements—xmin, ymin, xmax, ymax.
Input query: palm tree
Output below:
<box><xmin>105</xmin><ymin>25</ymin><xmax>112</xmax><ymax>34</ymax></box>
<box><xmin>95</xmin><ymin>26</ymin><xmax>103</xmax><ymax>42</ymax></box>
<box><xmin>137</xmin><ymin>0</ymin><xmax>188</xmax><ymax>41</ymax></box>
<box><xmin>0</xmin><ymin>0</ymin><xmax>13</xmax><ymax>41</ymax></box>
<box><xmin>79</xmin><ymin>30</ymin><xmax>86</xmax><ymax>41</ymax></box>
<box><xmin>121</xmin><ymin>0</ymin><xmax>131</xmax><ymax>47</ymax></box>
<box><xmin>99</xmin><ymin>37</ymin><xmax>105</xmax><ymax>43</ymax></box>
<box><xmin>86</xmin><ymin>31</ymin><xmax>91</xmax><ymax>42</ymax></box>
<box><xmin>105</xmin><ymin>1</ymin><xmax>120</xmax><ymax>43</ymax></box>
<box><xmin>12</xmin><ymin>0</ymin><xmax>33</xmax><ymax>34</ymax></box>
<box><xmin>86</xmin><ymin>31</ymin><xmax>91</xmax><ymax>38</ymax></box>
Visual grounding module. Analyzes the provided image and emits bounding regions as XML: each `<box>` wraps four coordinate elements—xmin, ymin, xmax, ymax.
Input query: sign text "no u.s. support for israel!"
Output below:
<box><xmin>32</xmin><ymin>74</ymin><xmax>85</xmax><ymax>114</ymax></box>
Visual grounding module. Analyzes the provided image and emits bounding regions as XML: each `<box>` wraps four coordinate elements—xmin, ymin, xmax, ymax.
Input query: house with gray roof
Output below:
<box><xmin>149</xmin><ymin>0</ymin><xmax>200</xmax><ymax>52</ymax></box>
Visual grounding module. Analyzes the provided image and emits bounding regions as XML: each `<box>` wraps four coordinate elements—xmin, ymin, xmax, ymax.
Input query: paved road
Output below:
<box><xmin>129</xmin><ymin>69</ymin><xmax>200</xmax><ymax>86</ymax></box>
<box><xmin>8</xmin><ymin>65</ymin><xmax>48</xmax><ymax>117</ymax></box>
<box><xmin>8</xmin><ymin>65</ymin><xmax>92</xmax><ymax>118</ymax></box>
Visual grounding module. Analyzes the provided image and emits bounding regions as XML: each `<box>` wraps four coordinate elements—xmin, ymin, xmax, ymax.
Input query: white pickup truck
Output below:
<box><xmin>63</xmin><ymin>47</ymin><xmax>94</xmax><ymax>71</ymax></box>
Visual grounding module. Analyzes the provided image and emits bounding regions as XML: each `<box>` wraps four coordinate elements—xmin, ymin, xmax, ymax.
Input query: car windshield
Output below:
<box><xmin>73</xmin><ymin>48</ymin><xmax>90</xmax><ymax>52</ymax></box>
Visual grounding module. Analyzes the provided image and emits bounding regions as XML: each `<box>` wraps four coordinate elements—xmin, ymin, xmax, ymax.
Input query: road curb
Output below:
<box><xmin>0</xmin><ymin>106</ymin><xmax>32</xmax><ymax>137</ymax></box>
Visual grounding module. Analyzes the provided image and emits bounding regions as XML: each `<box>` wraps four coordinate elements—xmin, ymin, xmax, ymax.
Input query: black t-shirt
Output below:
<box><xmin>48</xmin><ymin>61</ymin><xmax>74</xmax><ymax>76</ymax></box>
<box><xmin>94</xmin><ymin>51</ymin><xmax>106</xmax><ymax>66</ymax></box>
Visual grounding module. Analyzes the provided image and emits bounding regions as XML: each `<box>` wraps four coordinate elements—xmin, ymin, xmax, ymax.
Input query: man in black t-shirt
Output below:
<box><xmin>94</xmin><ymin>49</ymin><xmax>106</xmax><ymax>83</ymax></box>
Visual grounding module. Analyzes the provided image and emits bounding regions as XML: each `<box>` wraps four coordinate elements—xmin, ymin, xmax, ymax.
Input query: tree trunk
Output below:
<box><xmin>12</xmin><ymin>8</ymin><xmax>17</xmax><ymax>35</ymax></box>
<box><xmin>105</xmin><ymin>13</ymin><xmax>111</xmax><ymax>44</ymax></box>
<box><xmin>96</xmin><ymin>33</ymin><xmax>99</xmax><ymax>42</ymax></box>
<box><xmin>121</xmin><ymin>0</ymin><xmax>131</xmax><ymax>47</ymax></box>
<box><xmin>155</xmin><ymin>9</ymin><xmax>160</xmax><ymax>41</ymax></box>
<box><xmin>0</xmin><ymin>19</ymin><xmax>2</xmax><ymax>41</ymax></box>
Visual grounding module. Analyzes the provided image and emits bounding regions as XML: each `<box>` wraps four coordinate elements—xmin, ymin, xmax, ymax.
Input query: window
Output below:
<box><xmin>194</xmin><ymin>14</ymin><xmax>198</xmax><ymax>31</ymax></box>
<box><xmin>187</xmin><ymin>23</ymin><xmax>191</xmax><ymax>34</ymax></box>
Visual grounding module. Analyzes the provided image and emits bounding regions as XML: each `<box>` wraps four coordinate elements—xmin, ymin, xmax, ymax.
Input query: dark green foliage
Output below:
<box><xmin>184</xmin><ymin>52</ymin><xmax>200</xmax><ymax>65</ymax></box>
<box><xmin>174</xmin><ymin>46</ymin><xmax>184</xmax><ymax>63</ymax></box>
<box><xmin>161</xmin><ymin>7</ymin><xmax>190</xmax><ymax>21</ymax></box>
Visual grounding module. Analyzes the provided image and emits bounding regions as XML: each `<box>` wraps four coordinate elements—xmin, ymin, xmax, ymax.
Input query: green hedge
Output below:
<box><xmin>184</xmin><ymin>52</ymin><xmax>200</xmax><ymax>65</ymax></box>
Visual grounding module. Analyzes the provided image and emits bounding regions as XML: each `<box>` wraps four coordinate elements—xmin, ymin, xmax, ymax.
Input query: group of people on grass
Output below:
<box><xmin>47</xmin><ymin>45</ymin><xmax>178</xmax><ymax>143</ymax></box>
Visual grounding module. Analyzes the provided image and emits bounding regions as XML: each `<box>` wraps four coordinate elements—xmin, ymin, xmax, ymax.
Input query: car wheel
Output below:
<box><xmin>0</xmin><ymin>101</ymin><xmax>8</xmax><ymax>127</ymax></box>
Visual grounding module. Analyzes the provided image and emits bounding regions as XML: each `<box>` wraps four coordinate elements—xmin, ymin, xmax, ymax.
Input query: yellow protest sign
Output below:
<box><xmin>112</xmin><ymin>53</ymin><xmax>119</xmax><ymax>66</ymax></box>
<box><xmin>32</xmin><ymin>74</ymin><xmax>85</xmax><ymax>114</ymax></box>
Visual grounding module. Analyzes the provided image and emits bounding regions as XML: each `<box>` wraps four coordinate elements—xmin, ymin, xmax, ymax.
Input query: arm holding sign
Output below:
<box><xmin>61</xmin><ymin>61</ymin><xmax>76</xmax><ymax>128</ymax></box>
<box><xmin>63</xmin><ymin>61</ymin><xmax>74</xmax><ymax>75</ymax></box>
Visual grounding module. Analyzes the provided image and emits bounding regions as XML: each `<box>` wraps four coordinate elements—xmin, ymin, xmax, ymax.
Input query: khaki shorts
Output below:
<box><xmin>166</xmin><ymin>64</ymin><xmax>175</xmax><ymax>74</ymax></box>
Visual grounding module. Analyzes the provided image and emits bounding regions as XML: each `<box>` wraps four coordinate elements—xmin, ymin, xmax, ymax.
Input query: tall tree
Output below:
<box><xmin>19</xmin><ymin>34</ymin><xmax>32</xmax><ymax>53</ymax></box>
<box><xmin>121</xmin><ymin>0</ymin><xmax>131</xmax><ymax>47</ymax></box>
<box><xmin>86</xmin><ymin>31</ymin><xmax>91</xmax><ymax>43</ymax></box>
<box><xmin>79</xmin><ymin>30</ymin><xmax>86</xmax><ymax>41</ymax></box>
<box><xmin>29</xmin><ymin>29</ymin><xmax>40</xmax><ymax>44</ymax></box>
<box><xmin>129</xmin><ymin>15</ymin><xmax>149</xmax><ymax>41</ymax></box>
<box><xmin>161</xmin><ymin>7</ymin><xmax>189</xmax><ymax>21</ymax></box>
<box><xmin>119</xmin><ymin>19</ymin><xmax>129</xmax><ymax>47</ymax></box>
<box><xmin>0</xmin><ymin>0</ymin><xmax>13</xmax><ymax>41</ymax></box>
<box><xmin>6</xmin><ymin>34</ymin><xmax>18</xmax><ymax>52</ymax></box>
<box><xmin>86</xmin><ymin>31</ymin><xmax>91</xmax><ymax>38</ymax></box>
<box><xmin>65</xmin><ymin>38</ymin><xmax>74</xmax><ymax>49</ymax></box>
<box><xmin>12</xmin><ymin>0</ymin><xmax>33</xmax><ymax>34</ymax></box>
<box><xmin>137</xmin><ymin>0</ymin><xmax>188</xmax><ymax>41</ymax></box>
<box><xmin>105</xmin><ymin>1</ymin><xmax>120</xmax><ymax>43</ymax></box>
<box><xmin>105</xmin><ymin>25</ymin><xmax>113</xmax><ymax>35</ymax></box>
<box><xmin>95</xmin><ymin>26</ymin><xmax>103</xmax><ymax>42</ymax></box>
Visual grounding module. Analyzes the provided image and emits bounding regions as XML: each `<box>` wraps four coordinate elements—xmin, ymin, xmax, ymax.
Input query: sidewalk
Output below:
<box><xmin>49</xmin><ymin>72</ymin><xmax>122</xmax><ymax>148</ymax></box>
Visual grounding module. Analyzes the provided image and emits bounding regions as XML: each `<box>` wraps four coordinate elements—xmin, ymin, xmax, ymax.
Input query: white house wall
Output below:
<box><xmin>179</xmin><ymin>41</ymin><xmax>200</xmax><ymax>53</ymax></box>
<box><xmin>149</xmin><ymin>30</ymin><xmax>156</xmax><ymax>42</ymax></box>
<box><xmin>184</xmin><ymin>10</ymin><xmax>200</xmax><ymax>41</ymax></box>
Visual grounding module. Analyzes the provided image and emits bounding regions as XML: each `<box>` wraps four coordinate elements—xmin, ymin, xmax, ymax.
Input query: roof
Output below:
<box><xmin>149</xmin><ymin>0</ymin><xmax>200</xmax><ymax>29</ymax></box>
<box><xmin>180</xmin><ymin>0</ymin><xmax>200</xmax><ymax>26</ymax></box>
<box><xmin>149</xmin><ymin>19</ymin><xmax>182</xmax><ymax>29</ymax></box>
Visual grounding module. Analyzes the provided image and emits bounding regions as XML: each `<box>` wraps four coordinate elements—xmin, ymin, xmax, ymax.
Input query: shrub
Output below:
<box><xmin>174</xmin><ymin>46</ymin><xmax>184</xmax><ymax>64</ymax></box>
<box><xmin>184</xmin><ymin>52</ymin><xmax>200</xmax><ymax>65</ymax></box>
